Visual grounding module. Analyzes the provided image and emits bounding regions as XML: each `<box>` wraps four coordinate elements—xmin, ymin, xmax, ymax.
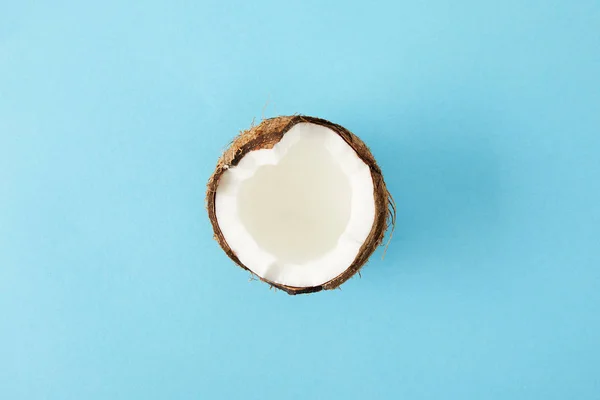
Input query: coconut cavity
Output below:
<box><xmin>207</xmin><ymin>116</ymin><xmax>392</xmax><ymax>294</ymax></box>
<box><xmin>237</xmin><ymin>130</ymin><xmax>352</xmax><ymax>264</ymax></box>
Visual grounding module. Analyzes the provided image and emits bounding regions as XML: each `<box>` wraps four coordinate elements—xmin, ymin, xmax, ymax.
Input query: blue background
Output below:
<box><xmin>1</xmin><ymin>1</ymin><xmax>599</xmax><ymax>399</ymax></box>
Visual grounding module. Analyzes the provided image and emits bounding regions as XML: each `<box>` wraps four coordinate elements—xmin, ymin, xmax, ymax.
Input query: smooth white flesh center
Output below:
<box><xmin>238</xmin><ymin>138</ymin><xmax>351</xmax><ymax>264</ymax></box>
<box><xmin>215</xmin><ymin>123</ymin><xmax>375</xmax><ymax>287</ymax></box>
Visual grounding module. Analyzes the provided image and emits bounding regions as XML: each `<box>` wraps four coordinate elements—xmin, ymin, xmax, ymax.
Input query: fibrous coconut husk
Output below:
<box><xmin>206</xmin><ymin>115</ymin><xmax>395</xmax><ymax>295</ymax></box>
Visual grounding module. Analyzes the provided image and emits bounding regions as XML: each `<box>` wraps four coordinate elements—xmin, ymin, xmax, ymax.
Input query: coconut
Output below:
<box><xmin>206</xmin><ymin>115</ymin><xmax>395</xmax><ymax>295</ymax></box>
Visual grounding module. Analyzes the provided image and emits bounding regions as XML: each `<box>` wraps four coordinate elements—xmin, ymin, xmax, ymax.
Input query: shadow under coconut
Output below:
<box><xmin>366</xmin><ymin>112</ymin><xmax>506</xmax><ymax>276</ymax></box>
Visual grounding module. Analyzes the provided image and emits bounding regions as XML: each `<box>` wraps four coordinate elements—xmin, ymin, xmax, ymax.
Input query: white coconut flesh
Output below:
<box><xmin>215</xmin><ymin>122</ymin><xmax>375</xmax><ymax>287</ymax></box>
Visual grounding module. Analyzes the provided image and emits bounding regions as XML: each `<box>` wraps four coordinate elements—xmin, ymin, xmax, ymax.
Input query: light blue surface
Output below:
<box><xmin>1</xmin><ymin>1</ymin><xmax>600</xmax><ymax>399</ymax></box>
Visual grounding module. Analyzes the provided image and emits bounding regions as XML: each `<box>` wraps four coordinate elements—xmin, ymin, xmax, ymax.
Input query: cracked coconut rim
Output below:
<box><xmin>215</xmin><ymin>122</ymin><xmax>375</xmax><ymax>287</ymax></box>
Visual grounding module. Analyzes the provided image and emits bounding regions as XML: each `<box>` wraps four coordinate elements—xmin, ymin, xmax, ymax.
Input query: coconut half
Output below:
<box><xmin>207</xmin><ymin>116</ymin><xmax>394</xmax><ymax>294</ymax></box>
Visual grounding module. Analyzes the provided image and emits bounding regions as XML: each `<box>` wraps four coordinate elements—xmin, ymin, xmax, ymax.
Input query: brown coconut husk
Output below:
<box><xmin>206</xmin><ymin>115</ymin><xmax>395</xmax><ymax>295</ymax></box>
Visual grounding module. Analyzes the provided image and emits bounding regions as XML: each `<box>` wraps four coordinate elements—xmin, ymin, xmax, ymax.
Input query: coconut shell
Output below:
<box><xmin>206</xmin><ymin>115</ymin><xmax>395</xmax><ymax>295</ymax></box>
